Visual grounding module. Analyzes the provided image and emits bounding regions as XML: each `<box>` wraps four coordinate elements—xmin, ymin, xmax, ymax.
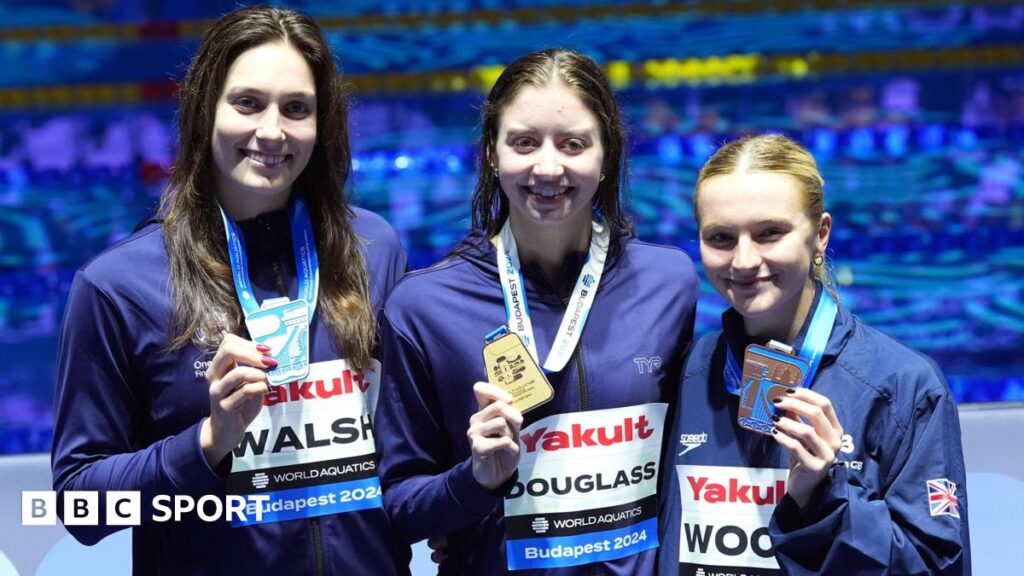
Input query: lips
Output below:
<box><xmin>242</xmin><ymin>150</ymin><xmax>289</xmax><ymax>167</ymax></box>
<box><xmin>523</xmin><ymin>185</ymin><xmax>573</xmax><ymax>199</ymax></box>
<box><xmin>727</xmin><ymin>276</ymin><xmax>774</xmax><ymax>292</ymax></box>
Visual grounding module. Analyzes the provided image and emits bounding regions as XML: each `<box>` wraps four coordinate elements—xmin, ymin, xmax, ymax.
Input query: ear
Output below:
<box><xmin>816</xmin><ymin>212</ymin><xmax>832</xmax><ymax>256</ymax></box>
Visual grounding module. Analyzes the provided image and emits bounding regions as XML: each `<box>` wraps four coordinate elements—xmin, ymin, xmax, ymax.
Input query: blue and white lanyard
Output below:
<box><xmin>494</xmin><ymin>219</ymin><xmax>609</xmax><ymax>373</ymax></box>
<box><xmin>218</xmin><ymin>196</ymin><xmax>319</xmax><ymax>318</ymax></box>
<box><xmin>724</xmin><ymin>285</ymin><xmax>837</xmax><ymax>395</ymax></box>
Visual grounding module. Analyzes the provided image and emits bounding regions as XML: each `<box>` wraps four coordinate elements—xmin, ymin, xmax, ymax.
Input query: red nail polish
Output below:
<box><xmin>256</xmin><ymin>344</ymin><xmax>271</xmax><ymax>353</ymax></box>
<box><xmin>261</xmin><ymin>356</ymin><xmax>278</xmax><ymax>368</ymax></box>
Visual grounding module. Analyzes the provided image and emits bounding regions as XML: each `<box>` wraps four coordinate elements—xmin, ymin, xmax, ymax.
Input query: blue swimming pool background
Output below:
<box><xmin>1</xmin><ymin>0</ymin><xmax>1023</xmax><ymax>453</ymax></box>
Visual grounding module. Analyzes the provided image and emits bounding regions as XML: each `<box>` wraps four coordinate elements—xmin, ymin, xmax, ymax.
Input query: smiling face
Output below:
<box><xmin>697</xmin><ymin>171</ymin><xmax>831</xmax><ymax>341</ymax></box>
<box><xmin>211</xmin><ymin>41</ymin><xmax>317</xmax><ymax>220</ymax></box>
<box><xmin>493</xmin><ymin>80</ymin><xmax>604</xmax><ymax>237</ymax></box>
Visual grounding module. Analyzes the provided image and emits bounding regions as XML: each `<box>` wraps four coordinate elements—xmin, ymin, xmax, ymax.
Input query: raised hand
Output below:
<box><xmin>770</xmin><ymin>387</ymin><xmax>844</xmax><ymax>508</ymax></box>
<box><xmin>199</xmin><ymin>334</ymin><xmax>274</xmax><ymax>467</ymax></box>
<box><xmin>468</xmin><ymin>381</ymin><xmax>524</xmax><ymax>491</ymax></box>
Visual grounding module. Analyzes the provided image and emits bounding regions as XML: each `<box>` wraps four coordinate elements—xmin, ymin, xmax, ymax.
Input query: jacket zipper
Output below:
<box><xmin>262</xmin><ymin>218</ymin><xmax>288</xmax><ymax>297</ymax></box>
<box><xmin>574</xmin><ymin>341</ymin><xmax>596</xmax><ymax>573</ymax></box>
<box><xmin>311</xmin><ymin>517</ymin><xmax>325</xmax><ymax>576</ymax></box>
<box><xmin>574</xmin><ymin>344</ymin><xmax>588</xmax><ymax>411</ymax></box>
<box><xmin>261</xmin><ymin>217</ymin><xmax>324</xmax><ymax>576</ymax></box>
<box><xmin>562</xmin><ymin>295</ymin><xmax>593</xmax><ymax>575</ymax></box>
<box><xmin>560</xmin><ymin>295</ymin><xmax>589</xmax><ymax>412</ymax></box>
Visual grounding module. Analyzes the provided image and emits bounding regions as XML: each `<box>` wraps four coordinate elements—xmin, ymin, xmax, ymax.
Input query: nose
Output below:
<box><xmin>732</xmin><ymin>236</ymin><xmax>761</xmax><ymax>271</ymax></box>
<box><xmin>532</xmin><ymin>143</ymin><xmax>564</xmax><ymax>180</ymax></box>
<box><xmin>255</xmin><ymin>107</ymin><xmax>285</xmax><ymax>142</ymax></box>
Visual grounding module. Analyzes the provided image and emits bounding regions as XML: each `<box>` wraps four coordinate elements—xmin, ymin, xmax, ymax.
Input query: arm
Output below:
<box><xmin>51</xmin><ymin>273</ymin><xmax>223</xmax><ymax>545</ymax></box>
<box><xmin>52</xmin><ymin>273</ymin><xmax>273</xmax><ymax>545</ymax></box>
<box><xmin>770</xmin><ymin>383</ymin><xmax>970</xmax><ymax>575</ymax></box>
<box><xmin>375</xmin><ymin>313</ymin><xmax>508</xmax><ymax>543</ymax></box>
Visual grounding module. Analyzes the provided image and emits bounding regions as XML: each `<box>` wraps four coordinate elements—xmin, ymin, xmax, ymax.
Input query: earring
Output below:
<box><xmin>491</xmin><ymin>164</ymin><xmax>499</xmax><ymax>178</ymax></box>
<box><xmin>813</xmin><ymin>253</ymin><xmax>824</xmax><ymax>267</ymax></box>
<box><xmin>599</xmin><ymin>173</ymin><xmax>606</xmax><ymax>182</ymax></box>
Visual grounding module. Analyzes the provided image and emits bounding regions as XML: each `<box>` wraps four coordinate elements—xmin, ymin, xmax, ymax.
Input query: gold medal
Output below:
<box><xmin>483</xmin><ymin>330</ymin><xmax>554</xmax><ymax>414</ymax></box>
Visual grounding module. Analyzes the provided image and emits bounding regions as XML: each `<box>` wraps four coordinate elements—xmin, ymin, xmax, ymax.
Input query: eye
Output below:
<box><xmin>703</xmin><ymin>231</ymin><xmax>735</xmax><ymax>247</ymax></box>
<box><xmin>562</xmin><ymin>138</ymin><xmax>586</xmax><ymax>153</ymax></box>
<box><xmin>758</xmin><ymin>227</ymin><xmax>786</xmax><ymax>241</ymax></box>
<box><xmin>510</xmin><ymin>136</ymin><xmax>537</xmax><ymax>151</ymax></box>
<box><xmin>232</xmin><ymin>95</ymin><xmax>261</xmax><ymax>113</ymax></box>
<box><xmin>283</xmin><ymin>100</ymin><xmax>313</xmax><ymax>119</ymax></box>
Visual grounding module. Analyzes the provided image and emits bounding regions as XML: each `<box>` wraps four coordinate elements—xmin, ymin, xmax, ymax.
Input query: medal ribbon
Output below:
<box><xmin>494</xmin><ymin>219</ymin><xmax>609</xmax><ymax>373</ymax></box>
<box><xmin>218</xmin><ymin>196</ymin><xmax>320</xmax><ymax>318</ymax></box>
<box><xmin>724</xmin><ymin>284</ymin><xmax>837</xmax><ymax>395</ymax></box>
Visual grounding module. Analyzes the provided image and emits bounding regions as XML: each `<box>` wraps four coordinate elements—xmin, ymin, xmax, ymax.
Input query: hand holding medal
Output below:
<box><xmin>770</xmin><ymin>387</ymin><xmax>844</xmax><ymax>508</ymax></box>
<box><xmin>199</xmin><ymin>333</ymin><xmax>274</xmax><ymax>466</ymax></box>
<box><xmin>468</xmin><ymin>381</ymin><xmax>524</xmax><ymax>491</ymax></box>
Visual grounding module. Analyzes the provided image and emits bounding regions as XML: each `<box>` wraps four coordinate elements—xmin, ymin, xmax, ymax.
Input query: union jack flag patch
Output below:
<box><xmin>926</xmin><ymin>478</ymin><xmax>960</xmax><ymax>519</ymax></box>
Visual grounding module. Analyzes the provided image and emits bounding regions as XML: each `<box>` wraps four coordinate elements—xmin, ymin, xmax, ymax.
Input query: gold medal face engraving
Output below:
<box><xmin>483</xmin><ymin>332</ymin><xmax>554</xmax><ymax>414</ymax></box>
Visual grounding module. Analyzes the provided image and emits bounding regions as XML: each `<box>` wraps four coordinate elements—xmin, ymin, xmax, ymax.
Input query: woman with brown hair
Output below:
<box><xmin>51</xmin><ymin>6</ymin><xmax>409</xmax><ymax>574</ymax></box>
<box><xmin>376</xmin><ymin>48</ymin><xmax>700</xmax><ymax>574</ymax></box>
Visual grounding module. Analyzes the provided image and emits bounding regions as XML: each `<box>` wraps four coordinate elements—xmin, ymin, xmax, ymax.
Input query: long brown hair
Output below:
<box><xmin>472</xmin><ymin>48</ymin><xmax>633</xmax><ymax>239</ymax></box>
<box><xmin>160</xmin><ymin>6</ymin><xmax>375</xmax><ymax>371</ymax></box>
<box><xmin>695</xmin><ymin>133</ymin><xmax>834</xmax><ymax>289</ymax></box>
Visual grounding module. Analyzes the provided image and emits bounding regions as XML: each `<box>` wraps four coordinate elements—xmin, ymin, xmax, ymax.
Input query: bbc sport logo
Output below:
<box><xmin>21</xmin><ymin>491</ymin><xmax>270</xmax><ymax>526</ymax></box>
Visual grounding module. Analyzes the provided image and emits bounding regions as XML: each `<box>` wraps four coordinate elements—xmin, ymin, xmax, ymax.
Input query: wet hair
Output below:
<box><xmin>471</xmin><ymin>48</ymin><xmax>632</xmax><ymax>239</ymax></box>
<box><xmin>159</xmin><ymin>5</ymin><xmax>375</xmax><ymax>370</ymax></box>
<box><xmin>695</xmin><ymin>133</ymin><xmax>832</xmax><ymax>287</ymax></box>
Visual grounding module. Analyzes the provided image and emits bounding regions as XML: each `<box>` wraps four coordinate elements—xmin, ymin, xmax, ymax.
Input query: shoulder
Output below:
<box><xmin>620</xmin><ymin>238</ymin><xmax>697</xmax><ymax>271</ymax></box>
<box><xmin>612</xmin><ymin>238</ymin><xmax>700</xmax><ymax>298</ymax></box>
<box><xmin>351</xmin><ymin>207</ymin><xmax>402</xmax><ymax>252</ymax></box>
<box><xmin>682</xmin><ymin>332</ymin><xmax>721</xmax><ymax>377</ymax></box>
<box><xmin>385</xmin><ymin>256</ymin><xmax>474</xmax><ymax>313</ymax></box>
<box><xmin>834</xmin><ymin>314</ymin><xmax>950</xmax><ymax>407</ymax></box>
<box><xmin>78</xmin><ymin>223</ymin><xmax>168</xmax><ymax>296</ymax></box>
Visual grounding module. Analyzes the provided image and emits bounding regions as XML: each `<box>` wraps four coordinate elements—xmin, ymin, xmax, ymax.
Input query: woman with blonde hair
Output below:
<box><xmin>659</xmin><ymin>134</ymin><xmax>970</xmax><ymax>575</ymax></box>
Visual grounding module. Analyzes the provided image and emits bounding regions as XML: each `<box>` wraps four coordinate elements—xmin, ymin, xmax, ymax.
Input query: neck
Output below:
<box><xmin>217</xmin><ymin>188</ymin><xmax>291</xmax><ymax>222</ymax></box>
<box><xmin>743</xmin><ymin>277</ymin><xmax>818</xmax><ymax>344</ymax></box>
<box><xmin>508</xmin><ymin>214</ymin><xmax>592</xmax><ymax>282</ymax></box>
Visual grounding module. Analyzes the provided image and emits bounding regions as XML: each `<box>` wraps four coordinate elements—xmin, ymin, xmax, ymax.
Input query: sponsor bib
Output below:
<box><xmin>677</xmin><ymin>464</ymin><xmax>787</xmax><ymax>576</ymax></box>
<box><xmin>226</xmin><ymin>359</ymin><xmax>382</xmax><ymax>525</ymax></box>
<box><xmin>504</xmin><ymin>403</ymin><xmax>666</xmax><ymax>570</ymax></box>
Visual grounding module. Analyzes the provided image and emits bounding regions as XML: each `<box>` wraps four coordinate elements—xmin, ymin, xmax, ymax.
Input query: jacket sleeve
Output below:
<box><xmin>375</xmin><ymin>311</ymin><xmax>503</xmax><ymax>544</ymax></box>
<box><xmin>769</xmin><ymin>379</ymin><xmax>970</xmax><ymax>575</ymax></box>
<box><xmin>51</xmin><ymin>272</ymin><xmax>222</xmax><ymax>545</ymax></box>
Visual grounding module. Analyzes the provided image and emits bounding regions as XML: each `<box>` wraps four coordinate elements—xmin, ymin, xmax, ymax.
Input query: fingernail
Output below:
<box><xmin>772</xmin><ymin>397</ymin><xmax>783</xmax><ymax>404</ymax></box>
<box><xmin>261</xmin><ymin>356</ymin><xmax>278</xmax><ymax>368</ymax></box>
<box><xmin>256</xmin><ymin>344</ymin><xmax>271</xmax><ymax>353</ymax></box>
<box><xmin>771</xmin><ymin>414</ymin><xmax>781</xmax><ymax>422</ymax></box>
<box><xmin>771</xmin><ymin>428</ymin><xmax>778</xmax><ymax>435</ymax></box>
<box><xmin>786</xmin><ymin>388</ymin><xmax>796</xmax><ymax>394</ymax></box>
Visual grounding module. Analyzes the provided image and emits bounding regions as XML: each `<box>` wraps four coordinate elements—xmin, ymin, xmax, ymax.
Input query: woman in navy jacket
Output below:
<box><xmin>376</xmin><ymin>49</ymin><xmax>699</xmax><ymax>574</ymax></box>
<box><xmin>658</xmin><ymin>134</ymin><xmax>970</xmax><ymax>575</ymax></box>
<box><xmin>51</xmin><ymin>7</ymin><xmax>409</xmax><ymax>575</ymax></box>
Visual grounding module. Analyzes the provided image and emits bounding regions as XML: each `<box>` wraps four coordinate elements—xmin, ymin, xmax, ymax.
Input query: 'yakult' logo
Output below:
<box><xmin>520</xmin><ymin>415</ymin><xmax>654</xmax><ymax>454</ymax></box>
<box><xmin>688</xmin><ymin>475</ymin><xmax>786</xmax><ymax>506</ymax></box>
<box><xmin>263</xmin><ymin>370</ymin><xmax>370</xmax><ymax>406</ymax></box>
